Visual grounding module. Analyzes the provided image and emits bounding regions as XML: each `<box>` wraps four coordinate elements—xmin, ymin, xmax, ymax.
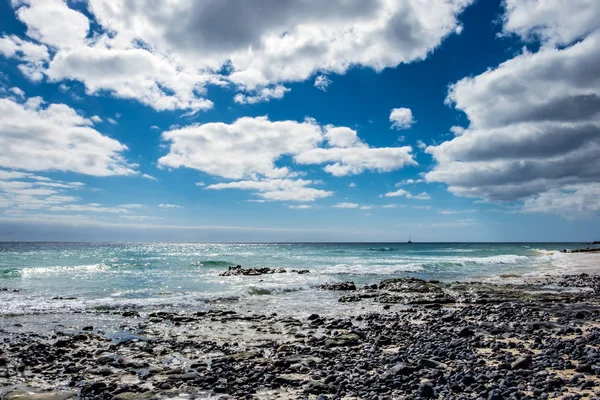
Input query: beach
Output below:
<box><xmin>1</xmin><ymin>243</ymin><xmax>600</xmax><ymax>399</ymax></box>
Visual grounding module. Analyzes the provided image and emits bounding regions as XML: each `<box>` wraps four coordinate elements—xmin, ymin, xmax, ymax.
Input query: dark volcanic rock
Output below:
<box><xmin>219</xmin><ymin>265</ymin><xmax>308</xmax><ymax>276</ymax></box>
<box><xmin>510</xmin><ymin>356</ymin><xmax>532</xmax><ymax>370</ymax></box>
<box><xmin>317</xmin><ymin>281</ymin><xmax>356</xmax><ymax>291</ymax></box>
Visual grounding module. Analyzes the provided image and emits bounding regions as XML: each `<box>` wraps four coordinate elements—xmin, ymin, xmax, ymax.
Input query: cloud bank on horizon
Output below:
<box><xmin>0</xmin><ymin>0</ymin><xmax>599</xmax><ymax>240</ymax></box>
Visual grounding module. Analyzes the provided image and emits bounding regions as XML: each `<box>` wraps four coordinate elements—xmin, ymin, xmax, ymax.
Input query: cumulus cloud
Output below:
<box><xmin>502</xmin><ymin>0</ymin><xmax>600</xmax><ymax>46</ymax></box>
<box><xmin>45</xmin><ymin>46</ymin><xmax>215</xmax><ymax>112</ymax></box>
<box><xmin>0</xmin><ymin>35</ymin><xmax>49</xmax><ymax>80</ymax></box>
<box><xmin>396</xmin><ymin>178</ymin><xmax>424</xmax><ymax>186</ymax></box>
<box><xmin>206</xmin><ymin>179</ymin><xmax>332</xmax><ymax>202</ymax></box>
<box><xmin>4</xmin><ymin>0</ymin><xmax>472</xmax><ymax>108</ymax></box>
<box><xmin>383</xmin><ymin>188</ymin><xmax>430</xmax><ymax>200</ymax></box>
<box><xmin>383</xmin><ymin>188</ymin><xmax>408</xmax><ymax>197</ymax></box>
<box><xmin>0</xmin><ymin>95</ymin><xmax>137</xmax><ymax>176</ymax></box>
<box><xmin>159</xmin><ymin>116</ymin><xmax>323</xmax><ymax>180</ymax></box>
<box><xmin>234</xmin><ymin>85</ymin><xmax>290</xmax><ymax>104</ymax></box>
<box><xmin>159</xmin><ymin>116</ymin><xmax>416</xmax><ymax>182</ymax></box>
<box><xmin>295</xmin><ymin>145</ymin><xmax>416</xmax><ymax>177</ymax></box>
<box><xmin>390</xmin><ymin>107</ymin><xmax>415</xmax><ymax>130</ymax></box>
<box><xmin>426</xmin><ymin>0</ymin><xmax>600</xmax><ymax>214</ymax></box>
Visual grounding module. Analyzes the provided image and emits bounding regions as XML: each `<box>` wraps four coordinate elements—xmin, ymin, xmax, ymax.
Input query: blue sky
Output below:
<box><xmin>0</xmin><ymin>0</ymin><xmax>599</xmax><ymax>242</ymax></box>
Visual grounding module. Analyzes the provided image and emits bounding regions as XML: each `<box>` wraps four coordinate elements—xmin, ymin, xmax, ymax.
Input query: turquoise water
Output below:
<box><xmin>0</xmin><ymin>242</ymin><xmax>592</xmax><ymax>317</ymax></box>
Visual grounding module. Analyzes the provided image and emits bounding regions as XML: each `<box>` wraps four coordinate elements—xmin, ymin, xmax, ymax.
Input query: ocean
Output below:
<box><xmin>0</xmin><ymin>242</ymin><xmax>595</xmax><ymax>325</ymax></box>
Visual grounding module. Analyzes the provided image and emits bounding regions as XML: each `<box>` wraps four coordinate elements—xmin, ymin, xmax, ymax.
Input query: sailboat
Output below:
<box><xmin>408</xmin><ymin>234</ymin><xmax>412</xmax><ymax>244</ymax></box>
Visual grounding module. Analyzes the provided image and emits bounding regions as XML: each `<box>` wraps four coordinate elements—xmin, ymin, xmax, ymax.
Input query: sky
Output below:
<box><xmin>0</xmin><ymin>0</ymin><xmax>599</xmax><ymax>242</ymax></box>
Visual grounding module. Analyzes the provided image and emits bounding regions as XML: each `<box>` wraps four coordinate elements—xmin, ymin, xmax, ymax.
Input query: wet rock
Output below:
<box><xmin>317</xmin><ymin>282</ymin><xmax>356</xmax><ymax>291</ymax></box>
<box><xmin>219</xmin><ymin>265</ymin><xmax>296</xmax><ymax>276</ymax></box>
<box><xmin>122</xmin><ymin>310</ymin><xmax>140</xmax><ymax>318</ymax></box>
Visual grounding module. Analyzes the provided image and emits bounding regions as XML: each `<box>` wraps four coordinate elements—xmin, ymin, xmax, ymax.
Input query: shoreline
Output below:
<box><xmin>2</xmin><ymin>273</ymin><xmax>600</xmax><ymax>399</ymax></box>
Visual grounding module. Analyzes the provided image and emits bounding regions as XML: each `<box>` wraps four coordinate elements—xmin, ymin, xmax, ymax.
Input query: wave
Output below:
<box><xmin>247</xmin><ymin>286</ymin><xmax>304</xmax><ymax>295</ymax></box>
<box><xmin>367</xmin><ymin>247</ymin><xmax>397</xmax><ymax>252</ymax></box>
<box><xmin>190</xmin><ymin>260</ymin><xmax>234</xmax><ymax>268</ymax></box>
<box><xmin>531</xmin><ymin>248</ymin><xmax>558</xmax><ymax>256</ymax></box>
<box><xmin>19</xmin><ymin>264</ymin><xmax>109</xmax><ymax>277</ymax></box>
<box><xmin>0</xmin><ymin>267</ymin><xmax>21</xmax><ymax>277</ymax></box>
<box><xmin>321</xmin><ymin>263</ymin><xmax>424</xmax><ymax>275</ymax></box>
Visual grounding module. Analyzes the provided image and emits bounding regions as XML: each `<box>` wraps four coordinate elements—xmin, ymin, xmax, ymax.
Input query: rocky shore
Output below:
<box><xmin>2</xmin><ymin>274</ymin><xmax>600</xmax><ymax>399</ymax></box>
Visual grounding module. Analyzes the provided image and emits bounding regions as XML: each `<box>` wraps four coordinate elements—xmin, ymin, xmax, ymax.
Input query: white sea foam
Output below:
<box><xmin>20</xmin><ymin>263</ymin><xmax>109</xmax><ymax>276</ymax></box>
<box><xmin>320</xmin><ymin>262</ymin><xmax>424</xmax><ymax>275</ymax></box>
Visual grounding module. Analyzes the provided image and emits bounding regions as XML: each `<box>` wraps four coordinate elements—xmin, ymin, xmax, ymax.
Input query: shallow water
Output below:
<box><xmin>0</xmin><ymin>242</ymin><xmax>596</xmax><ymax>319</ymax></box>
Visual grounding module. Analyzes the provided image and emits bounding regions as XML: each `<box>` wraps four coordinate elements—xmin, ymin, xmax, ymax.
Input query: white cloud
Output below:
<box><xmin>382</xmin><ymin>204</ymin><xmax>401</xmax><ymax>208</ymax></box>
<box><xmin>295</xmin><ymin>146</ymin><xmax>416</xmax><ymax>177</ymax></box>
<box><xmin>90</xmin><ymin>115</ymin><xmax>102</xmax><ymax>123</ymax></box>
<box><xmin>438</xmin><ymin>209</ymin><xmax>477</xmax><ymax>215</ymax></box>
<box><xmin>5</xmin><ymin>0</ymin><xmax>472</xmax><ymax>109</ymax></box>
<box><xmin>450</xmin><ymin>126</ymin><xmax>465</xmax><ymax>136</ymax></box>
<box><xmin>9</xmin><ymin>87</ymin><xmax>25</xmax><ymax>98</ymax></box>
<box><xmin>234</xmin><ymin>85</ymin><xmax>290</xmax><ymax>104</ymax></box>
<box><xmin>360</xmin><ymin>205</ymin><xmax>372</xmax><ymax>210</ymax></box>
<box><xmin>121</xmin><ymin>215</ymin><xmax>164</xmax><ymax>221</ymax></box>
<box><xmin>159</xmin><ymin>116</ymin><xmax>416</xmax><ymax>180</ymax></box>
<box><xmin>119</xmin><ymin>204</ymin><xmax>144</xmax><ymax>209</ymax></box>
<box><xmin>195</xmin><ymin>182</ymin><xmax>205</xmax><ymax>187</ymax></box>
<box><xmin>106</xmin><ymin>118</ymin><xmax>118</xmax><ymax>125</ymax></box>
<box><xmin>158</xmin><ymin>204</ymin><xmax>183</xmax><ymax>209</ymax></box>
<box><xmin>0</xmin><ymin>35</ymin><xmax>49</xmax><ymax>81</ymax></box>
<box><xmin>206</xmin><ymin>178</ymin><xmax>332</xmax><ymax>202</ymax></box>
<box><xmin>349</xmin><ymin>182</ymin><xmax>356</xmax><ymax>188</ymax></box>
<box><xmin>333</xmin><ymin>202</ymin><xmax>359</xmax><ymax>209</ymax></box>
<box><xmin>0</xmin><ymin>96</ymin><xmax>137</xmax><ymax>176</ymax></box>
<box><xmin>390</xmin><ymin>107</ymin><xmax>415</xmax><ymax>130</ymax></box>
<box><xmin>15</xmin><ymin>0</ymin><xmax>89</xmax><ymax>50</ymax></box>
<box><xmin>0</xmin><ymin>172</ymin><xmax>82</xmax><ymax>211</ymax></box>
<box><xmin>324</xmin><ymin>126</ymin><xmax>362</xmax><ymax>148</ymax></box>
<box><xmin>383</xmin><ymin>188</ymin><xmax>430</xmax><ymax>200</ymax></box>
<box><xmin>49</xmin><ymin>204</ymin><xmax>132</xmax><ymax>213</ymax></box>
<box><xmin>416</xmin><ymin>140</ymin><xmax>426</xmax><ymax>150</ymax></box>
<box><xmin>426</xmin><ymin>1</ymin><xmax>600</xmax><ymax>214</ymax></box>
<box><xmin>159</xmin><ymin>116</ymin><xmax>322</xmax><ymax>179</ymax></box>
<box><xmin>383</xmin><ymin>188</ymin><xmax>408</xmax><ymax>197</ymax></box>
<box><xmin>396</xmin><ymin>178</ymin><xmax>424</xmax><ymax>186</ymax></box>
<box><xmin>314</xmin><ymin>75</ymin><xmax>332</xmax><ymax>91</ymax></box>
<box><xmin>141</xmin><ymin>174</ymin><xmax>157</xmax><ymax>181</ymax></box>
<box><xmin>45</xmin><ymin>46</ymin><xmax>215</xmax><ymax>113</ymax></box>
<box><xmin>410</xmin><ymin>192</ymin><xmax>431</xmax><ymax>200</ymax></box>
<box><xmin>289</xmin><ymin>204</ymin><xmax>312</xmax><ymax>209</ymax></box>
<box><xmin>522</xmin><ymin>183</ymin><xmax>600</xmax><ymax>215</ymax></box>
<box><xmin>502</xmin><ymin>0</ymin><xmax>600</xmax><ymax>46</ymax></box>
